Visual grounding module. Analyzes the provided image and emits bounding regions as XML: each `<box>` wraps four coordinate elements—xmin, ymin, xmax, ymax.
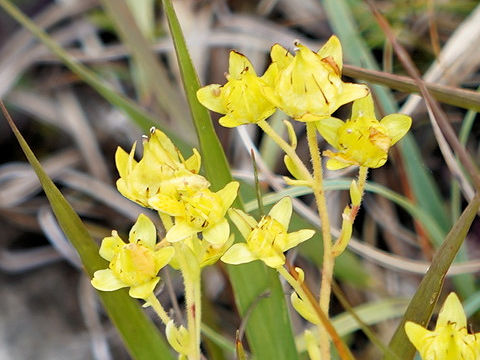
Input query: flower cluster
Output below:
<box><xmin>197</xmin><ymin>36</ymin><xmax>411</xmax><ymax>170</ymax></box>
<box><xmin>405</xmin><ymin>293</ymin><xmax>480</xmax><ymax>360</ymax></box>
<box><xmin>91</xmin><ymin>128</ymin><xmax>239</xmax><ymax>300</ymax></box>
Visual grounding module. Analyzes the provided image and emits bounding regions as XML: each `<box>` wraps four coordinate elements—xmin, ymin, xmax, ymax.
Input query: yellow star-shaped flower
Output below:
<box><xmin>196</xmin><ymin>51</ymin><xmax>276</xmax><ymax>127</ymax></box>
<box><xmin>150</xmin><ymin>182</ymin><xmax>239</xmax><ymax>246</ymax></box>
<box><xmin>91</xmin><ymin>214</ymin><xmax>174</xmax><ymax>300</ymax></box>
<box><xmin>116</xmin><ymin>128</ymin><xmax>209</xmax><ymax>208</ymax></box>
<box><xmin>405</xmin><ymin>292</ymin><xmax>480</xmax><ymax>360</ymax></box>
<box><xmin>316</xmin><ymin>93</ymin><xmax>411</xmax><ymax>169</ymax></box>
<box><xmin>262</xmin><ymin>36</ymin><xmax>369</xmax><ymax>122</ymax></box>
<box><xmin>221</xmin><ymin>197</ymin><xmax>314</xmax><ymax>268</ymax></box>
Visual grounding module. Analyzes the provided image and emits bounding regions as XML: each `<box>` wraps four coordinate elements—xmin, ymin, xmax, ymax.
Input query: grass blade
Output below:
<box><xmin>161</xmin><ymin>1</ymin><xmax>299</xmax><ymax>359</ymax></box>
<box><xmin>384</xmin><ymin>194</ymin><xmax>480</xmax><ymax>360</ymax></box>
<box><xmin>2</xmin><ymin>103</ymin><xmax>174</xmax><ymax>360</ymax></box>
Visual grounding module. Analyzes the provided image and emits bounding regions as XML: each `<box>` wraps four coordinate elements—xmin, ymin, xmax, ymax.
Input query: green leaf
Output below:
<box><xmin>160</xmin><ymin>1</ymin><xmax>299</xmax><ymax>359</ymax></box>
<box><xmin>384</xmin><ymin>194</ymin><xmax>480</xmax><ymax>360</ymax></box>
<box><xmin>2</xmin><ymin>105</ymin><xmax>174</xmax><ymax>360</ymax></box>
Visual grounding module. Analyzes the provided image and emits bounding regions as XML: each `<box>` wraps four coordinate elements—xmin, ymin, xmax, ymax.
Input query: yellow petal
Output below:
<box><xmin>91</xmin><ymin>269</ymin><xmax>127</xmax><ymax>291</ymax></box>
<box><xmin>228</xmin><ymin>208</ymin><xmax>257</xmax><ymax>240</ymax></box>
<box><xmin>196</xmin><ymin>84</ymin><xmax>226</xmax><ymax>114</ymax></box>
<box><xmin>380</xmin><ymin>113</ymin><xmax>412</xmax><ymax>145</ymax></box>
<box><xmin>336</xmin><ymin>83</ymin><xmax>370</xmax><ymax>110</ymax></box>
<box><xmin>284</xmin><ymin>229</ymin><xmax>315</xmax><ymax>251</ymax></box>
<box><xmin>203</xmin><ymin>218</ymin><xmax>230</xmax><ymax>246</ymax></box>
<box><xmin>166</xmin><ymin>222</ymin><xmax>198</xmax><ymax>243</ymax></box>
<box><xmin>316</xmin><ymin>35</ymin><xmax>343</xmax><ymax>72</ymax></box>
<box><xmin>437</xmin><ymin>292</ymin><xmax>467</xmax><ymax>329</ymax></box>
<box><xmin>154</xmin><ymin>246</ymin><xmax>175</xmax><ymax>269</ymax></box>
<box><xmin>221</xmin><ymin>243</ymin><xmax>256</xmax><ymax>265</ymax></box>
<box><xmin>270</xmin><ymin>44</ymin><xmax>293</xmax><ymax>70</ymax></box>
<box><xmin>217</xmin><ymin>181</ymin><xmax>239</xmax><ymax>214</ymax></box>
<box><xmin>115</xmin><ymin>147</ymin><xmax>130</xmax><ymax>179</ymax></box>
<box><xmin>268</xmin><ymin>197</ymin><xmax>292</xmax><ymax>229</ymax></box>
<box><xmin>229</xmin><ymin>50</ymin><xmax>256</xmax><ymax>78</ymax></box>
<box><xmin>218</xmin><ymin>113</ymin><xmax>247</xmax><ymax>128</ymax></box>
<box><xmin>315</xmin><ymin>117</ymin><xmax>344</xmax><ymax>148</ymax></box>
<box><xmin>184</xmin><ymin>148</ymin><xmax>202</xmax><ymax>174</ymax></box>
<box><xmin>351</xmin><ymin>93</ymin><xmax>376</xmax><ymax>120</ymax></box>
<box><xmin>404</xmin><ymin>321</ymin><xmax>432</xmax><ymax>354</ymax></box>
<box><xmin>149</xmin><ymin>128</ymin><xmax>178</xmax><ymax>161</ymax></box>
<box><xmin>261</xmin><ymin>252</ymin><xmax>285</xmax><ymax>268</ymax></box>
<box><xmin>148</xmin><ymin>194</ymin><xmax>184</xmax><ymax>216</ymax></box>
<box><xmin>128</xmin><ymin>277</ymin><xmax>159</xmax><ymax>299</ymax></box>
<box><xmin>99</xmin><ymin>231</ymin><xmax>125</xmax><ymax>261</ymax></box>
<box><xmin>129</xmin><ymin>214</ymin><xmax>156</xmax><ymax>249</ymax></box>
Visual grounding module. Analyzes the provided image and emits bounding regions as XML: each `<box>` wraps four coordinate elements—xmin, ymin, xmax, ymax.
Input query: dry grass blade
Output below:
<box><xmin>343</xmin><ymin>64</ymin><xmax>480</xmax><ymax>112</ymax></box>
<box><xmin>57</xmin><ymin>90</ymin><xmax>110</xmax><ymax>183</ymax></box>
<box><xmin>0</xmin><ymin>149</ymin><xmax>80</xmax><ymax>207</ymax></box>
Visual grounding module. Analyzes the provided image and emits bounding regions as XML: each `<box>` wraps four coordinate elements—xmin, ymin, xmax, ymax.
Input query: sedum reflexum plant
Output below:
<box><xmin>198</xmin><ymin>36</ymin><xmax>411</xmax><ymax>359</ymax></box>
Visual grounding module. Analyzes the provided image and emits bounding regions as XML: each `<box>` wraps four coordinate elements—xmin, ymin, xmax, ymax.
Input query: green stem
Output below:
<box><xmin>146</xmin><ymin>293</ymin><xmax>172</xmax><ymax>325</ymax></box>
<box><xmin>257</xmin><ymin>119</ymin><xmax>312</xmax><ymax>182</ymax></box>
<box><xmin>306</xmin><ymin>122</ymin><xmax>332</xmax><ymax>360</ymax></box>
<box><xmin>175</xmin><ymin>243</ymin><xmax>202</xmax><ymax>360</ymax></box>
<box><xmin>356</xmin><ymin>166</ymin><xmax>368</xmax><ymax>205</ymax></box>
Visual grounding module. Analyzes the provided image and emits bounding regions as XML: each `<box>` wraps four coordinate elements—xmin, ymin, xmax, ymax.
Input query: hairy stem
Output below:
<box><xmin>306</xmin><ymin>122</ymin><xmax>332</xmax><ymax>360</ymax></box>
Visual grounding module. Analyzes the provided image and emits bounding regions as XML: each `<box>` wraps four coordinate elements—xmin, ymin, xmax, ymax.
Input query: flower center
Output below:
<box><xmin>110</xmin><ymin>243</ymin><xmax>158</xmax><ymax>286</ymax></box>
<box><xmin>182</xmin><ymin>190</ymin><xmax>224</xmax><ymax>230</ymax></box>
<box><xmin>247</xmin><ymin>216</ymin><xmax>287</xmax><ymax>257</ymax></box>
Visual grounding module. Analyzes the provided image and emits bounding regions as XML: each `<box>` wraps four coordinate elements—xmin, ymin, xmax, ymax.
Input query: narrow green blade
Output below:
<box><xmin>3</xmin><ymin>107</ymin><xmax>174</xmax><ymax>360</ymax></box>
<box><xmin>384</xmin><ymin>194</ymin><xmax>480</xmax><ymax>359</ymax></box>
<box><xmin>161</xmin><ymin>1</ymin><xmax>299</xmax><ymax>358</ymax></box>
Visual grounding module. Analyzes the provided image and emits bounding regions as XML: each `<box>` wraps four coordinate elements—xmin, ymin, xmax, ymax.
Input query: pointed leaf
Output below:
<box><xmin>3</xmin><ymin>108</ymin><xmax>174</xmax><ymax>360</ymax></box>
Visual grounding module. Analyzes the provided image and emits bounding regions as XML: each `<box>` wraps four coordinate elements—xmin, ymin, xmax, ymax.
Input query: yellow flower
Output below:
<box><xmin>405</xmin><ymin>293</ymin><xmax>480</xmax><ymax>360</ymax></box>
<box><xmin>116</xmin><ymin>128</ymin><xmax>210</xmax><ymax>208</ymax></box>
<box><xmin>151</xmin><ymin>182</ymin><xmax>239</xmax><ymax>246</ymax></box>
<box><xmin>196</xmin><ymin>51</ymin><xmax>276</xmax><ymax>127</ymax></box>
<box><xmin>221</xmin><ymin>197</ymin><xmax>315</xmax><ymax>268</ymax></box>
<box><xmin>91</xmin><ymin>214</ymin><xmax>174</xmax><ymax>299</ymax></box>
<box><xmin>262</xmin><ymin>36</ymin><xmax>369</xmax><ymax>122</ymax></box>
<box><xmin>316</xmin><ymin>93</ymin><xmax>411</xmax><ymax>169</ymax></box>
<box><xmin>169</xmin><ymin>235</ymin><xmax>234</xmax><ymax>270</ymax></box>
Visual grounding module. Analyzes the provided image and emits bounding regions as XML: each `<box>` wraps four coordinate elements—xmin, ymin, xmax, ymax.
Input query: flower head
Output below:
<box><xmin>91</xmin><ymin>214</ymin><xmax>174</xmax><ymax>299</ymax></box>
<box><xmin>151</xmin><ymin>182</ymin><xmax>239</xmax><ymax>246</ymax></box>
<box><xmin>405</xmin><ymin>293</ymin><xmax>480</xmax><ymax>360</ymax></box>
<box><xmin>116</xmin><ymin>128</ymin><xmax>210</xmax><ymax>208</ymax></box>
<box><xmin>221</xmin><ymin>197</ymin><xmax>315</xmax><ymax>268</ymax></box>
<box><xmin>196</xmin><ymin>51</ymin><xmax>276</xmax><ymax>127</ymax></box>
<box><xmin>262</xmin><ymin>36</ymin><xmax>369</xmax><ymax>122</ymax></box>
<box><xmin>170</xmin><ymin>235</ymin><xmax>234</xmax><ymax>270</ymax></box>
<box><xmin>316</xmin><ymin>93</ymin><xmax>411</xmax><ymax>169</ymax></box>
